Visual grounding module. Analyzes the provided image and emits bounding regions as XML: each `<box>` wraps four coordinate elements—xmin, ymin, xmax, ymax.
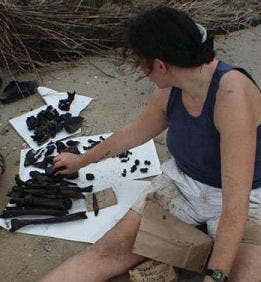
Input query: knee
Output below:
<box><xmin>82</xmin><ymin>211</ymin><xmax>141</xmax><ymax>259</ymax></box>
<box><xmin>92</xmin><ymin>233</ymin><xmax>135</xmax><ymax>260</ymax></box>
<box><xmin>229</xmin><ymin>243</ymin><xmax>261</xmax><ymax>282</ymax></box>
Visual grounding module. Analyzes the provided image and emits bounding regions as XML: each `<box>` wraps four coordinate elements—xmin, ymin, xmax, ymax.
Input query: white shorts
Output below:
<box><xmin>132</xmin><ymin>159</ymin><xmax>261</xmax><ymax>244</ymax></box>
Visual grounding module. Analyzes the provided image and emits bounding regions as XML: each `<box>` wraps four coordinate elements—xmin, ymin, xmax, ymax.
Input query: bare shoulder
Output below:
<box><xmin>219</xmin><ymin>69</ymin><xmax>259</xmax><ymax>94</ymax></box>
<box><xmin>148</xmin><ymin>87</ymin><xmax>171</xmax><ymax>112</ymax></box>
<box><xmin>215</xmin><ymin>69</ymin><xmax>261</xmax><ymax>130</ymax></box>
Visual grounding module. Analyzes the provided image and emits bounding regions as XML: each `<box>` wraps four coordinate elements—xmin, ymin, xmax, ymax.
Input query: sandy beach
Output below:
<box><xmin>0</xmin><ymin>25</ymin><xmax>260</xmax><ymax>282</ymax></box>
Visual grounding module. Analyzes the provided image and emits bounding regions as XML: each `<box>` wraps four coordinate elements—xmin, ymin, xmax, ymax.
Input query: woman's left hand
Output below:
<box><xmin>53</xmin><ymin>152</ymin><xmax>85</xmax><ymax>175</ymax></box>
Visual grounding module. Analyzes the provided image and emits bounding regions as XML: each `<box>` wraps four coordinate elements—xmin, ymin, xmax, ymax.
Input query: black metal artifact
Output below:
<box><xmin>64</xmin><ymin>116</ymin><xmax>84</xmax><ymax>133</ymax></box>
<box><xmin>28</xmin><ymin>106</ymin><xmax>59</xmax><ymax>145</ymax></box>
<box><xmin>0</xmin><ymin>171</ymin><xmax>94</xmax><ymax>233</ymax></box>
<box><xmin>10</xmin><ymin>187</ymin><xmax>84</xmax><ymax>200</ymax></box>
<box><xmin>45</xmin><ymin>144</ymin><xmax>56</xmax><ymax>156</ymax></box>
<box><xmin>130</xmin><ymin>165</ymin><xmax>137</xmax><ymax>173</ymax></box>
<box><xmin>135</xmin><ymin>159</ymin><xmax>140</xmax><ymax>166</ymax></box>
<box><xmin>66</xmin><ymin>140</ymin><xmax>80</xmax><ymax>147</ymax></box>
<box><xmin>118</xmin><ymin>150</ymin><xmax>132</xmax><ymax>159</ymax></box>
<box><xmin>45</xmin><ymin>165</ymin><xmax>59</xmax><ymax>176</ymax></box>
<box><xmin>22</xmin><ymin>175</ymin><xmax>64</xmax><ymax>188</ymax></box>
<box><xmin>92</xmin><ymin>193</ymin><xmax>99</xmax><ymax>216</ymax></box>
<box><xmin>56</xmin><ymin>141</ymin><xmax>67</xmax><ymax>153</ymax></box>
<box><xmin>58</xmin><ymin>91</ymin><xmax>76</xmax><ymax>111</ymax></box>
<box><xmin>64</xmin><ymin>171</ymin><xmax>79</xmax><ymax>180</ymax></box>
<box><xmin>144</xmin><ymin>160</ymin><xmax>151</xmax><ymax>165</ymax></box>
<box><xmin>12</xmin><ymin>183</ymin><xmax>87</xmax><ymax>195</ymax></box>
<box><xmin>59</xmin><ymin>112</ymin><xmax>72</xmax><ymax>122</ymax></box>
<box><xmin>86</xmin><ymin>173</ymin><xmax>95</xmax><ymax>181</ymax></box>
<box><xmin>121</xmin><ymin>158</ymin><xmax>129</xmax><ymax>163</ymax></box>
<box><xmin>83</xmin><ymin>144</ymin><xmax>96</xmax><ymax>150</ymax></box>
<box><xmin>45</xmin><ymin>156</ymin><xmax>55</xmax><ymax>165</ymax></box>
<box><xmin>33</xmin><ymin>159</ymin><xmax>48</xmax><ymax>169</ymax></box>
<box><xmin>59</xmin><ymin>185</ymin><xmax>93</xmax><ymax>193</ymax></box>
<box><xmin>32</xmin><ymin>156</ymin><xmax>54</xmax><ymax>171</ymax></box>
<box><xmin>140</xmin><ymin>168</ymin><xmax>148</xmax><ymax>173</ymax></box>
<box><xmin>26</xmin><ymin>116</ymin><xmax>38</xmax><ymax>130</ymax></box>
<box><xmin>82</xmin><ymin>139</ymin><xmax>101</xmax><ymax>151</ymax></box>
<box><xmin>28</xmin><ymin>170</ymin><xmax>62</xmax><ymax>186</ymax></box>
<box><xmin>26</xmin><ymin>105</ymin><xmax>84</xmax><ymax>145</ymax></box>
<box><xmin>9</xmin><ymin>211</ymin><xmax>87</xmax><ymax>232</ymax></box>
<box><xmin>63</xmin><ymin>146</ymin><xmax>81</xmax><ymax>155</ymax></box>
<box><xmin>15</xmin><ymin>174</ymin><xmax>26</xmax><ymax>186</ymax></box>
<box><xmin>0</xmin><ymin>208</ymin><xmax>68</xmax><ymax>218</ymax></box>
<box><xmin>45</xmin><ymin>165</ymin><xmax>79</xmax><ymax>180</ymax></box>
<box><xmin>121</xmin><ymin>169</ymin><xmax>127</xmax><ymax>177</ymax></box>
<box><xmin>9</xmin><ymin>194</ymin><xmax>72</xmax><ymax>210</ymax></box>
<box><xmin>8</xmin><ymin>171</ymin><xmax>89</xmax><ymax>197</ymax></box>
<box><xmin>24</xmin><ymin>149</ymin><xmax>44</xmax><ymax>167</ymax></box>
<box><xmin>88</xmin><ymin>139</ymin><xmax>98</xmax><ymax>144</ymax></box>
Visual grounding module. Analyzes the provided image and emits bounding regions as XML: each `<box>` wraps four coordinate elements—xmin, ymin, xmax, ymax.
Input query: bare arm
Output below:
<box><xmin>54</xmin><ymin>87</ymin><xmax>170</xmax><ymax>174</ymax></box>
<box><xmin>205</xmin><ymin>71</ymin><xmax>259</xmax><ymax>279</ymax></box>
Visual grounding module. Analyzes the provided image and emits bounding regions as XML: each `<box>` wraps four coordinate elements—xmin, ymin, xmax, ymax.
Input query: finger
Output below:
<box><xmin>56</xmin><ymin>168</ymin><xmax>71</xmax><ymax>175</ymax></box>
<box><xmin>53</xmin><ymin>155</ymin><xmax>61</xmax><ymax>163</ymax></box>
<box><xmin>53</xmin><ymin>160</ymin><xmax>65</xmax><ymax>169</ymax></box>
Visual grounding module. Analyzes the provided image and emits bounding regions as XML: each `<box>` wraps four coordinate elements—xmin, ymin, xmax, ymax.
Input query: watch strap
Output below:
<box><xmin>205</xmin><ymin>269</ymin><xmax>228</xmax><ymax>281</ymax></box>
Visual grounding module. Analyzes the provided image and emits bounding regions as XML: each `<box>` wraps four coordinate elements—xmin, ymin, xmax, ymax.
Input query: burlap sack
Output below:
<box><xmin>129</xmin><ymin>259</ymin><xmax>178</xmax><ymax>282</ymax></box>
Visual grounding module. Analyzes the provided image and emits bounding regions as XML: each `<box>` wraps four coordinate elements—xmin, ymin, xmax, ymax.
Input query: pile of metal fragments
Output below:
<box><xmin>0</xmin><ymin>173</ymin><xmax>93</xmax><ymax>232</ymax></box>
<box><xmin>26</xmin><ymin>91</ymin><xmax>83</xmax><ymax>145</ymax></box>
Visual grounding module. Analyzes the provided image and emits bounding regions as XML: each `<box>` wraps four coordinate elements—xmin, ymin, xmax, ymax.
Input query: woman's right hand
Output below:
<box><xmin>53</xmin><ymin>153</ymin><xmax>86</xmax><ymax>175</ymax></box>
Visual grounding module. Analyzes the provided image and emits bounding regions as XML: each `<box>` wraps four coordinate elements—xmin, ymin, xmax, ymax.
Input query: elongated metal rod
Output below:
<box><xmin>11</xmin><ymin>195</ymin><xmax>72</xmax><ymax>210</ymax></box>
<box><xmin>11</xmin><ymin>187</ymin><xmax>85</xmax><ymax>199</ymax></box>
<box><xmin>12</xmin><ymin>184</ymin><xmax>92</xmax><ymax>192</ymax></box>
<box><xmin>0</xmin><ymin>208</ymin><xmax>68</xmax><ymax>218</ymax></box>
<box><xmin>9</xmin><ymin>211</ymin><xmax>87</xmax><ymax>232</ymax></box>
<box><xmin>93</xmin><ymin>193</ymin><xmax>99</xmax><ymax>216</ymax></box>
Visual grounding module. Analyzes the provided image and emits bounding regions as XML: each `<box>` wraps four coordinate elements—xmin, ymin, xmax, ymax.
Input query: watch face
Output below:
<box><xmin>212</xmin><ymin>270</ymin><xmax>225</xmax><ymax>281</ymax></box>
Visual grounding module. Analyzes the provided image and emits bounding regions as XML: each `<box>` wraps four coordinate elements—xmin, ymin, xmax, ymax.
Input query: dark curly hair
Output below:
<box><xmin>126</xmin><ymin>6</ymin><xmax>215</xmax><ymax>72</ymax></box>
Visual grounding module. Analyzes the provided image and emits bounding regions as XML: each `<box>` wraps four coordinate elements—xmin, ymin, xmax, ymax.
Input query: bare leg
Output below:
<box><xmin>40</xmin><ymin>210</ymin><xmax>145</xmax><ymax>282</ymax></box>
<box><xmin>229</xmin><ymin>243</ymin><xmax>261</xmax><ymax>282</ymax></box>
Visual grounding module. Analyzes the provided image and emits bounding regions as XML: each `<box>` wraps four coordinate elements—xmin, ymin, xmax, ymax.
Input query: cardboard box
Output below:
<box><xmin>133</xmin><ymin>200</ymin><xmax>213</xmax><ymax>272</ymax></box>
<box><xmin>85</xmin><ymin>187</ymin><xmax>117</xmax><ymax>211</ymax></box>
<box><xmin>129</xmin><ymin>259</ymin><xmax>178</xmax><ymax>282</ymax></box>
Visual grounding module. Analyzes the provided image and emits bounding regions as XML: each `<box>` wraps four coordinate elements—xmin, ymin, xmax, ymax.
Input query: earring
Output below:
<box><xmin>200</xmin><ymin>65</ymin><xmax>203</xmax><ymax>73</ymax></box>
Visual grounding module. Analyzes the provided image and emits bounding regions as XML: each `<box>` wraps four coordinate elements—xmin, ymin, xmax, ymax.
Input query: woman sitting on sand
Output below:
<box><xmin>42</xmin><ymin>6</ymin><xmax>261</xmax><ymax>282</ymax></box>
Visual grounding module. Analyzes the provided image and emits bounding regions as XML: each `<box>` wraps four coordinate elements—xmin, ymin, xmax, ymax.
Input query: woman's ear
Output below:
<box><xmin>154</xmin><ymin>59</ymin><xmax>168</xmax><ymax>73</ymax></box>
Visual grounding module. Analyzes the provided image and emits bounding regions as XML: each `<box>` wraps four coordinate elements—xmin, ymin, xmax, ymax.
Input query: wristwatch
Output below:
<box><xmin>205</xmin><ymin>269</ymin><xmax>228</xmax><ymax>281</ymax></box>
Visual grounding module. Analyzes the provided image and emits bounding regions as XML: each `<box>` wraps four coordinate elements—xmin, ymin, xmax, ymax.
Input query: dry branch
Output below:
<box><xmin>0</xmin><ymin>0</ymin><xmax>259</xmax><ymax>74</ymax></box>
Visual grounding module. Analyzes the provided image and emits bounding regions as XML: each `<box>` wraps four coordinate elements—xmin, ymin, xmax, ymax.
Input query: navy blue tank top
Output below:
<box><xmin>167</xmin><ymin>60</ymin><xmax>261</xmax><ymax>189</ymax></box>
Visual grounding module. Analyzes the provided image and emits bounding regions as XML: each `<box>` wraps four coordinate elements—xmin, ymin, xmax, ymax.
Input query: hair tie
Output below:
<box><xmin>196</xmin><ymin>23</ymin><xmax>207</xmax><ymax>44</ymax></box>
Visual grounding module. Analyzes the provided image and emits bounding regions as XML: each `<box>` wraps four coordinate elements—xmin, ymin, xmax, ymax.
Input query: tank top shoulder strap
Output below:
<box><xmin>167</xmin><ymin>60</ymin><xmax>259</xmax><ymax>119</ymax></box>
<box><xmin>205</xmin><ymin>60</ymin><xmax>259</xmax><ymax>117</ymax></box>
<box><xmin>167</xmin><ymin>86</ymin><xmax>182</xmax><ymax>118</ymax></box>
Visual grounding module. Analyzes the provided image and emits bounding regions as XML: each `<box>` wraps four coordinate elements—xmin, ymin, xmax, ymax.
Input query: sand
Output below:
<box><xmin>0</xmin><ymin>25</ymin><xmax>260</xmax><ymax>282</ymax></box>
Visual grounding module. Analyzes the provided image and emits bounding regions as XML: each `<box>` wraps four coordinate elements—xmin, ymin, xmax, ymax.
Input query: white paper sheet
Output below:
<box><xmin>0</xmin><ymin>181</ymin><xmax>151</xmax><ymax>243</ymax></box>
<box><xmin>80</xmin><ymin>136</ymin><xmax>162</xmax><ymax>187</ymax></box>
<box><xmin>37</xmin><ymin>86</ymin><xmax>93</xmax><ymax>116</ymax></box>
<box><xmin>9</xmin><ymin>106</ymin><xmax>81</xmax><ymax>150</ymax></box>
<box><xmin>19</xmin><ymin>133</ymin><xmax>162</xmax><ymax>186</ymax></box>
<box><xmin>9</xmin><ymin>87</ymin><xmax>93</xmax><ymax>150</ymax></box>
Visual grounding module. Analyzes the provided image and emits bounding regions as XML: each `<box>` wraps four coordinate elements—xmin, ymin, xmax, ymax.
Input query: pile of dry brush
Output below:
<box><xmin>0</xmin><ymin>0</ymin><xmax>260</xmax><ymax>74</ymax></box>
